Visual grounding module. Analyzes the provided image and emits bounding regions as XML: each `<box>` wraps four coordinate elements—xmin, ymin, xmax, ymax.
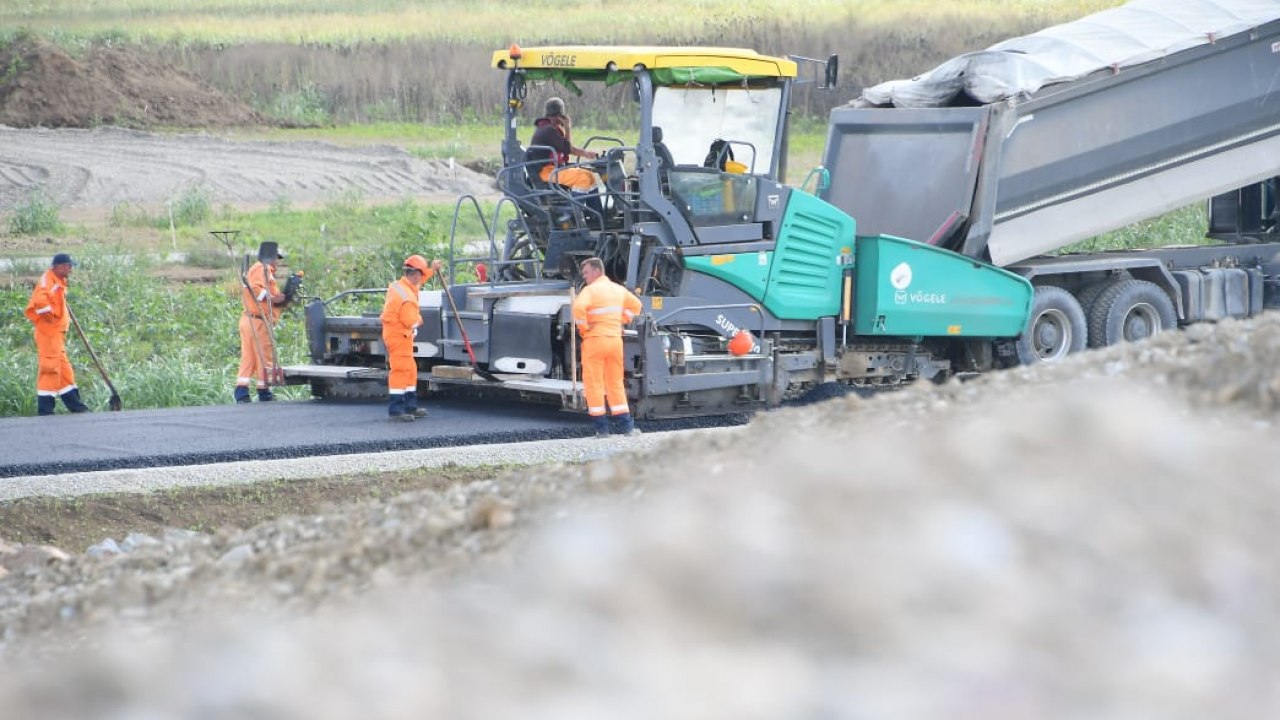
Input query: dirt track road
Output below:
<box><xmin>0</xmin><ymin>126</ymin><xmax>499</xmax><ymax>220</ymax></box>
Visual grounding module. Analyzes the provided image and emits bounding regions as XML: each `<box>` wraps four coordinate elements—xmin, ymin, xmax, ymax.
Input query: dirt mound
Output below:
<box><xmin>0</xmin><ymin>35</ymin><xmax>265</xmax><ymax>129</ymax></box>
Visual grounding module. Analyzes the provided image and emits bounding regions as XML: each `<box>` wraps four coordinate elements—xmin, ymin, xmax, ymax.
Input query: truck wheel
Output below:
<box><xmin>1015</xmin><ymin>285</ymin><xmax>1087</xmax><ymax>364</ymax></box>
<box><xmin>1087</xmin><ymin>279</ymin><xmax>1177</xmax><ymax>348</ymax></box>
<box><xmin>1075</xmin><ymin>278</ymin><xmax>1120</xmax><ymax>320</ymax></box>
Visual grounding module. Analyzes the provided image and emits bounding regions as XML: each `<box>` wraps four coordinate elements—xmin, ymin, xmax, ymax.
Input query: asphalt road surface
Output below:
<box><xmin>0</xmin><ymin>398</ymin><xmax>740</xmax><ymax>478</ymax></box>
<box><xmin>0</xmin><ymin>399</ymin><xmax>602</xmax><ymax>478</ymax></box>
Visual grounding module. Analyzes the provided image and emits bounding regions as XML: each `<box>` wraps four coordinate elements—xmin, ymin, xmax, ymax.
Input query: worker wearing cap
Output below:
<box><xmin>235</xmin><ymin>242</ymin><xmax>292</xmax><ymax>403</ymax></box>
<box><xmin>530</xmin><ymin>96</ymin><xmax>600</xmax><ymax>192</ymax></box>
<box><xmin>24</xmin><ymin>252</ymin><xmax>90</xmax><ymax>416</ymax></box>
<box><xmin>572</xmin><ymin>256</ymin><xmax>643</xmax><ymax>438</ymax></box>
<box><xmin>382</xmin><ymin>254</ymin><xmax>442</xmax><ymax>421</ymax></box>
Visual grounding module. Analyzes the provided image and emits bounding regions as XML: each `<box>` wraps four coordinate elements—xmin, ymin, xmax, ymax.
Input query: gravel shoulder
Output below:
<box><xmin>4</xmin><ymin>314</ymin><xmax>1280</xmax><ymax>717</ymax></box>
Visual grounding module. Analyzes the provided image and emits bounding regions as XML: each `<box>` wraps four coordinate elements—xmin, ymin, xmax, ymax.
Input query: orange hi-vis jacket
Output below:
<box><xmin>380</xmin><ymin>272</ymin><xmax>434</xmax><ymax>339</ymax></box>
<box><xmin>572</xmin><ymin>275</ymin><xmax>642</xmax><ymax>338</ymax></box>
<box><xmin>380</xmin><ymin>270</ymin><xmax>434</xmax><ymax>394</ymax></box>
<box><xmin>241</xmin><ymin>261</ymin><xmax>281</xmax><ymax>322</ymax></box>
<box><xmin>236</xmin><ymin>261</ymin><xmax>283</xmax><ymax>388</ymax></box>
<box><xmin>24</xmin><ymin>268</ymin><xmax>70</xmax><ymax>332</ymax></box>
<box><xmin>572</xmin><ymin>275</ymin><xmax>643</xmax><ymax>417</ymax></box>
<box><xmin>25</xmin><ymin>268</ymin><xmax>77</xmax><ymax>396</ymax></box>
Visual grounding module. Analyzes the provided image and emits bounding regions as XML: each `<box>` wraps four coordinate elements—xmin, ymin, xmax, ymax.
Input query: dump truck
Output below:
<box><xmin>284</xmin><ymin>0</ymin><xmax>1280</xmax><ymax>417</ymax></box>
<box><xmin>826</xmin><ymin>0</ymin><xmax>1280</xmax><ymax>360</ymax></box>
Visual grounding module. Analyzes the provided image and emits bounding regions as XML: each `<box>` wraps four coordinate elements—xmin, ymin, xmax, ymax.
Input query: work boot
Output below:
<box><xmin>404</xmin><ymin>391</ymin><xmax>428</xmax><ymax>418</ymax></box>
<box><xmin>36</xmin><ymin>396</ymin><xmax>55</xmax><ymax>416</ymax></box>
<box><xmin>257</xmin><ymin>389</ymin><xmax>276</xmax><ymax>402</ymax></box>
<box><xmin>233</xmin><ymin>386</ymin><xmax>252</xmax><ymax>404</ymax></box>
<box><xmin>591</xmin><ymin>415</ymin><xmax>611</xmax><ymax>439</ymax></box>
<box><xmin>61</xmin><ymin>388</ymin><xmax>90</xmax><ymax>413</ymax></box>
<box><xmin>613</xmin><ymin>412</ymin><xmax>642</xmax><ymax>437</ymax></box>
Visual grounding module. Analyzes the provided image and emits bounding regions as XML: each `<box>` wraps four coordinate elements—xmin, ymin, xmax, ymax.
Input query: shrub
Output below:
<box><xmin>6</xmin><ymin>188</ymin><xmax>64</xmax><ymax>235</ymax></box>
<box><xmin>164</xmin><ymin>184</ymin><xmax>213</xmax><ymax>228</ymax></box>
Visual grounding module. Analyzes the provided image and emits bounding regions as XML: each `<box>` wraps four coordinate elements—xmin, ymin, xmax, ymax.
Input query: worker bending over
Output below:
<box><xmin>235</xmin><ymin>242</ymin><xmax>300</xmax><ymax>403</ymax></box>
<box><xmin>382</xmin><ymin>254</ymin><xmax>441</xmax><ymax>421</ymax></box>
<box><xmin>24</xmin><ymin>252</ymin><xmax>89</xmax><ymax>416</ymax></box>
<box><xmin>572</xmin><ymin>256</ymin><xmax>643</xmax><ymax>438</ymax></box>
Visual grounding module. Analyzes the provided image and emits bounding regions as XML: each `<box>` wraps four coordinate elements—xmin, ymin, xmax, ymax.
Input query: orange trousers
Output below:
<box><xmin>237</xmin><ymin>314</ymin><xmax>276</xmax><ymax>387</ymax></box>
<box><xmin>581</xmin><ymin>335</ymin><xmax>629</xmax><ymax>417</ymax></box>
<box><xmin>35</xmin><ymin>327</ymin><xmax>76</xmax><ymax>395</ymax></box>
<box><xmin>383</xmin><ymin>332</ymin><xmax>417</xmax><ymax>393</ymax></box>
<box><xmin>540</xmin><ymin>165</ymin><xmax>598</xmax><ymax>191</ymax></box>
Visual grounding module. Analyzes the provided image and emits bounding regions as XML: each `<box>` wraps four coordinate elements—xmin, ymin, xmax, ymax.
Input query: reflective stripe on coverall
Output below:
<box><xmin>380</xmin><ymin>270</ymin><xmax>433</xmax><ymax>396</ymax></box>
<box><xmin>572</xmin><ymin>275</ymin><xmax>642</xmax><ymax>417</ymax></box>
<box><xmin>24</xmin><ymin>268</ymin><xmax>76</xmax><ymax>396</ymax></box>
<box><xmin>237</xmin><ymin>261</ymin><xmax>281</xmax><ymax>388</ymax></box>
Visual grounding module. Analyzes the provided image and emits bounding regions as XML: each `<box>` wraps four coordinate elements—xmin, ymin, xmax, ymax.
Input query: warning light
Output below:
<box><xmin>728</xmin><ymin>330</ymin><xmax>754</xmax><ymax>356</ymax></box>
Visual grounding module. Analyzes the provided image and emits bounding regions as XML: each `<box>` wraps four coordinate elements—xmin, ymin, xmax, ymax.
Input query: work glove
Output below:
<box><xmin>282</xmin><ymin>271</ymin><xmax>304</xmax><ymax>302</ymax></box>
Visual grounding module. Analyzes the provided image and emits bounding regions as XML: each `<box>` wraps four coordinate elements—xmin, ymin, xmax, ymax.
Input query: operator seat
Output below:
<box><xmin>651</xmin><ymin>126</ymin><xmax>675</xmax><ymax>195</ymax></box>
<box><xmin>652</xmin><ymin>126</ymin><xmax>676</xmax><ymax>171</ymax></box>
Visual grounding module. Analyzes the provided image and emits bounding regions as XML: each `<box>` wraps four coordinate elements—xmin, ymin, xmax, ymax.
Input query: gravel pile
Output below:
<box><xmin>4</xmin><ymin>313</ymin><xmax>1280</xmax><ymax>717</ymax></box>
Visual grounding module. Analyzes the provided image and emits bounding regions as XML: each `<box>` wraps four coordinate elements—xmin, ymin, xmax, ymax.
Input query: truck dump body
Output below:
<box><xmin>822</xmin><ymin>0</ymin><xmax>1280</xmax><ymax>266</ymax></box>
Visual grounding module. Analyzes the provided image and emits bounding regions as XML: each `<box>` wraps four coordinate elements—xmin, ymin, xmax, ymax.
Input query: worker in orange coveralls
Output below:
<box><xmin>382</xmin><ymin>254</ymin><xmax>441</xmax><ymax>421</ymax></box>
<box><xmin>572</xmin><ymin>256</ymin><xmax>643</xmax><ymax>438</ymax></box>
<box><xmin>24</xmin><ymin>252</ymin><xmax>90</xmax><ymax>416</ymax></box>
<box><xmin>235</xmin><ymin>241</ymin><xmax>298</xmax><ymax>403</ymax></box>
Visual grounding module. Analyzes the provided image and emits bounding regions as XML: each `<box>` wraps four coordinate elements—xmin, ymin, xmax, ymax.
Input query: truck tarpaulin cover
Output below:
<box><xmin>856</xmin><ymin>0</ymin><xmax>1280</xmax><ymax>109</ymax></box>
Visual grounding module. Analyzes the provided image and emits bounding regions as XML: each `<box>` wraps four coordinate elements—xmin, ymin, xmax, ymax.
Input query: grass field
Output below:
<box><xmin>2</xmin><ymin>0</ymin><xmax>1126</xmax><ymax>127</ymax></box>
<box><xmin>3</xmin><ymin>1</ymin><xmax>1124</xmax><ymax>45</ymax></box>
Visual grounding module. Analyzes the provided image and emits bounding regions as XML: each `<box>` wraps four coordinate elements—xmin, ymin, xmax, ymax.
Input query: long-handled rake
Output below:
<box><xmin>67</xmin><ymin>306</ymin><xmax>123</xmax><ymax>411</ymax></box>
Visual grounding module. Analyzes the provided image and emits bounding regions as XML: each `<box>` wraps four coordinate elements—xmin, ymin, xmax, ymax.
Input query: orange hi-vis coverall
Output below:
<box><xmin>24</xmin><ymin>268</ymin><xmax>76</xmax><ymax>398</ymax></box>
<box><xmin>237</xmin><ymin>261</ymin><xmax>282</xmax><ymax>389</ymax></box>
<box><xmin>380</xmin><ymin>270</ymin><xmax>433</xmax><ymax>397</ymax></box>
<box><xmin>572</xmin><ymin>275</ymin><xmax>642</xmax><ymax>418</ymax></box>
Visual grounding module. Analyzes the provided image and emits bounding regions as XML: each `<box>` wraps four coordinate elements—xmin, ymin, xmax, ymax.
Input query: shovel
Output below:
<box><xmin>67</xmin><ymin>306</ymin><xmax>123</xmax><ymax>411</ymax></box>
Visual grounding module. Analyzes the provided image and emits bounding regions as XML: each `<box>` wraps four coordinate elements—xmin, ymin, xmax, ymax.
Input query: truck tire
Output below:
<box><xmin>1015</xmin><ymin>285</ymin><xmax>1088</xmax><ymax>364</ymax></box>
<box><xmin>1074</xmin><ymin>276</ymin><xmax>1125</xmax><ymax>320</ymax></box>
<box><xmin>1087</xmin><ymin>279</ymin><xmax>1177</xmax><ymax>348</ymax></box>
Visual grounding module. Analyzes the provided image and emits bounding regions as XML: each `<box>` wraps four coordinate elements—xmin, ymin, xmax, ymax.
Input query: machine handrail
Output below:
<box><xmin>650</xmin><ymin>302</ymin><xmax>767</xmax><ymax>344</ymax></box>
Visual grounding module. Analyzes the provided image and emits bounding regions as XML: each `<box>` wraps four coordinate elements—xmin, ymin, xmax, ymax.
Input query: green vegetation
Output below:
<box><xmin>1061</xmin><ymin>204</ymin><xmax>1211</xmax><ymax>254</ymax></box>
<box><xmin>1</xmin><ymin>1</ymin><xmax>1124</xmax><ymax>45</ymax></box>
<box><xmin>0</xmin><ymin>1</ymin><xmax>1125</xmax><ymax>127</ymax></box>
<box><xmin>0</xmin><ymin>197</ymin><xmax>496</xmax><ymax>417</ymax></box>
<box><xmin>6</xmin><ymin>188</ymin><xmax>65</xmax><ymax>235</ymax></box>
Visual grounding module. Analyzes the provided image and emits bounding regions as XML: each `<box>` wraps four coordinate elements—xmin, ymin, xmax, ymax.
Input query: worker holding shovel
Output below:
<box><xmin>24</xmin><ymin>252</ymin><xmax>90</xmax><ymax>416</ymax></box>
<box><xmin>234</xmin><ymin>241</ymin><xmax>301</xmax><ymax>403</ymax></box>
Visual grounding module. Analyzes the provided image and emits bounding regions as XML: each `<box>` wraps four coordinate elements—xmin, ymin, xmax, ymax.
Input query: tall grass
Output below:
<box><xmin>1</xmin><ymin>1</ymin><xmax>1124</xmax><ymax>126</ymax></box>
<box><xmin>6</xmin><ymin>188</ymin><xmax>65</xmax><ymax>235</ymax></box>
<box><xmin>0</xmin><ymin>1</ymin><xmax>1126</xmax><ymax>45</ymax></box>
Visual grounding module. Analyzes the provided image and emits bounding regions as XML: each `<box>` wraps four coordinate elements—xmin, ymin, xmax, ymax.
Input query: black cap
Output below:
<box><xmin>52</xmin><ymin>253</ymin><xmax>75</xmax><ymax>267</ymax></box>
<box><xmin>257</xmin><ymin>241</ymin><xmax>285</xmax><ymax>262</ymax></box>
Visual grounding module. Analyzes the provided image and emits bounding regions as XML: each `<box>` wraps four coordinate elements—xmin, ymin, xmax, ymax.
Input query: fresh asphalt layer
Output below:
<box><xmin>0</xmin><ymin>398</ymin><xmax>741</xmax><ymax>478</ymax></box>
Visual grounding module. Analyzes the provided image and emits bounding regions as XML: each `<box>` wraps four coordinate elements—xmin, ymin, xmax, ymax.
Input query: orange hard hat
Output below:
<box><xmin>728</xmin><ymin>330</ymin><xmax>754</xmax><ymax>356</ymax></box>
<box><xmin>404</xmin><ymin>254</ymin><xmax>430</xmax><ymax>273</ymax></box>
